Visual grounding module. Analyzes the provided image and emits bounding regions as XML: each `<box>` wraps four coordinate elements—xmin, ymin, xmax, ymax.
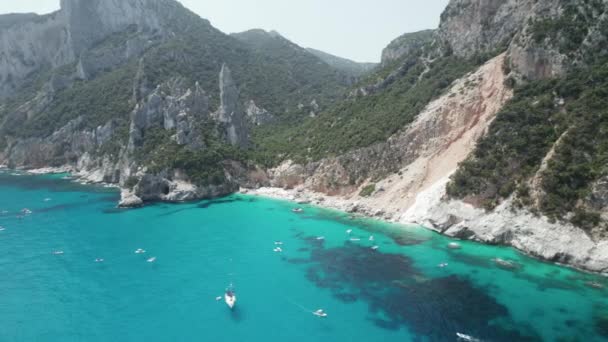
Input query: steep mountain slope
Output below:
<box><xmin>251</xmin><ymin>26</ymin><xmax>480</xmax><ymax>164</ymax></box>
<box><xmin>444</xmin><ymin>0</ymin><xmax>608</xmax><ymax>232</ymax></box>
<box><xmin>250</xmin><ymin>0</ymin><xmax>608</xmax><ymax>272</ymax></box>
<box><xmin>306</xmin><ymin>48</ymin><xmax>377</xmax><ymax>77</ymax></box>
<box><xmin>229</xmin><ymin>29</ymin><xmax>350</xmax><ymax>119</ymax></box>
<box><xmin>0</xmin><ymin>0</ymin><xmax>349</xmax><ymax>204</ymax></box>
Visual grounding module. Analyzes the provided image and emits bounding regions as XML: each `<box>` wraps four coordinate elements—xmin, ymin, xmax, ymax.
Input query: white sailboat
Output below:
<box><xmin>225</xmin><ymin>284</ymin><xmax>236</xmax><ymax>309</ymax></box>
<box><xmin>313</xmin><ymin>309</ymin><xmax>327</xmax><ymax>318</ymax></box>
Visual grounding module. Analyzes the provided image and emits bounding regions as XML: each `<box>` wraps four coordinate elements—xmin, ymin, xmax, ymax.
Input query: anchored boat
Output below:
<box><xmin>225</xmin><ymin>284</ymin><xmax>236</xmax><ymax>309</ymax></box>
<box><xmin>313</xmin><ymin>309</ymin><xmax>327</xmax><ymax>318</ymax></box>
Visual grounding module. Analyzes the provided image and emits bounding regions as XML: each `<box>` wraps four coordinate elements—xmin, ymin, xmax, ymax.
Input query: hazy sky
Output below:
<box><xmin>0</xmin><ymin>0</ymin><xmax>449</xmax><ymax>62</ymax></box>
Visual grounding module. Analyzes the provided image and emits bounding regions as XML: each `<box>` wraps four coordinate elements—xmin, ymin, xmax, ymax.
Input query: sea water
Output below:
<box><xmin>0</xmin><ymin>171</ymin><xmax>607</xmax><ymax>341</ymax></box>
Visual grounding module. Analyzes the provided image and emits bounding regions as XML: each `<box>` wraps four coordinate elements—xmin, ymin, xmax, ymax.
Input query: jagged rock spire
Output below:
<box><xmin>215</xmin><ymin>64</ymin><xmax>249</xmax><ymax>148</ymax></box>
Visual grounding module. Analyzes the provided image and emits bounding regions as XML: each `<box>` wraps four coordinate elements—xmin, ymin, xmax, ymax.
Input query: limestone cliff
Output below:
<box><xmin>0</xmin><ymin>10</ymin><xmax>72</xmax><ymax>99</ymax></box>
<box><xmin>0</xmin><ymin>0</ymin><xmax>199</xmax><ymax>99</ymax></box>
<box><xmin>213</xmin><ymin>64</ymin><xmax>249</xmax><ymax>148</ymax></box>
<box><xmin>381</xmin><ymin>29</ymin><xmax>435</xmax><ymax>66</ymax></box>
<box><xmin>438</xmin><ymin>0</ymin><xmax>608</xmax><ymax>80</ymax></box>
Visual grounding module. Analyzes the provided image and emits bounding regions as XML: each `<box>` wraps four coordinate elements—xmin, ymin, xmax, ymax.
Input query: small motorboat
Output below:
<box><xmin>215</xmin><ymin>296</ymin><xmax>222</xmax><ymax>301</ymax></box>
<box><xmin>369</xmin><ymin>235</ymin><xmax>375</xmax><ymax>241</ymax></box>
<box><xmin>448</xmin><ymin>242</ymin><xmax>461</xmax><ymax>249</ymax></box>
<box><xmin>346</xmin><ymin>229</ymin><xmax>352</xmax><ymax>234</ymax></box>
<box><xmin>52</xmin><ymin>250</ymin><xmax>64</xmax><ymax>255</ymax></box>
<box><xmin>273</xmin><ymin>247</ymin><xmax>283</xmax><ymax>253</ymax></box>
<box><xmin>371</xmin><ymin>246</ymin><xmax>379</xmax><ymax>251</ymax></box>
<box><xmin>0</xmin><ymin>226</ymin><xmax>5</xmax><ymax>231</ymax></box>
<box><xmin>135</xmin><ymin>248</ymin><xmax>146</xmax><ymax>254</ymax></box>
<box><xmin>94</xmin><ymin>258</ymin><xmax>104</xmax><ymax>263</ymax></box>
<box><xmin>147</xmin><ymin>257</ymin><xmax>157</xmax><ymax>263</ymax></box>
<box><xmin>43</xmin><ymin>198</ymin><xmax>52</xmax><ymax>202</ymax></box>
<box><xmin>274</xmin><ymin>241</ymin><xmax>284</xmax><ymax>245</ymax></box>
<box><xmin>313</xmin><ymin>309</ymin><xmax>327</xmax><ymax>318</ymax></box>
<box><xmin>349</xmin><ymin>238</ymin><xmax>360</xmax><ymax>241</ymax></box>
<box><xmin>456</xmin><ymin>332</ymin><xmax>480</xmax><ymax>341</ymax></box>
<box><xmin>292</xmin><ymin>208</ymin><xmax>304</xmax><ymax>213</ymax></box>
<box><xmin>225</xmin><ymin>285</ymin><xmax>237</xmax><ymax>309</ymax></box>
<box><xmin>438</xmin><ymin>263</ymin><xmax>448</xmax><ymax>268</ymax></box>
<box><xmin>316</xmin><ymin>236</ymin><xmax>325</xmax><ymax>240</ymax></box>
<box><xmin>21</xmin><ymin>208</ymin><xmax>32</xmax><ymax>215</ymax></box>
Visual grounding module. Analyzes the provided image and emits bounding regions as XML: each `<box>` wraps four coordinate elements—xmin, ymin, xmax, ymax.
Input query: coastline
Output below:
<box><xmin>16</xmin><ymin>166</ymin><xmax>120</xmax><ymax>189</ymax></box>
<box><xmin>240</xmin><ymin>186</ymin><xmax>403</xmax><ymax>222</ymax></box>
<box><xmin>243</xmin><ymin>185</ymin><xmax>608</xmax><ymax>276</ymax></box>
<box><xmin>6</xmin><ymin>166</ymin><xmax>607</xmax><ymax>275</ymax></box>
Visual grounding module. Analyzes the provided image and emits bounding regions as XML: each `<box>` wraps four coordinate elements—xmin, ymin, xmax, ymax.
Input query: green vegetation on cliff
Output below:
<box><xmin>15</xmin><ymin>63</ymin><xmax>136</xmax><ymax>138</ymax></box>
<box><xmin>252</xmin><ymin>54</ymin><xmax>477</xmax><ymax>164</ymax></box>
<box><xmin>145</xmin><ymin>27</ymin><xmax>348</xmax><ymax>120</ymax></box>
<box><xmin>1</xmin><ymin>14</ymin><xmax>349</xmax><ymax>141</ymax></box>
<box><xmin>135</xmin><ymin>124</ymin><xmax>244</xmax><ymax>186</ymax></box>
<box><xmin>531</xmin><ymin>0</ymin><xmax>604</xmax><ymax>55</ymax></box>
<box><xmin>448</xmin><ymin>59</ymin><xmax>608</xmax><ymax>229</ymax></box>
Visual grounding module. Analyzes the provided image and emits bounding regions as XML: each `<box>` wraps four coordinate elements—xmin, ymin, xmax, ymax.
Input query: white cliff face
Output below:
<box><xmin>0</xmin><ymin>11</ymin><xmax>74</xmax><ymax>98</ymax></box>
<box><xmin>439</xmin><ymin>0</ymin><xmax>608</xmax><ymax>81</ymax></box>
<box><xmin>127</xmin><ymin>77</ymin><xmax>209</xmax><ymax>151</ymax></box>
<box><xmin>0</xmin><ymin>0</ymin><xmax>195</xmax><ymax>99</ymax></box>
<box><xmin>61</xmin><ymin>0</ymin><xmax>173</xmax><ymax>54</ymax></box>
<box><xmin>438</xmin><ymin>0</ymin><xmax>537</xmax><ymax>58</ymax></box>
<box><xmin>402</xmin><ymin>175</ymin><xmax>608</xmax><ymax>273</ymax></box>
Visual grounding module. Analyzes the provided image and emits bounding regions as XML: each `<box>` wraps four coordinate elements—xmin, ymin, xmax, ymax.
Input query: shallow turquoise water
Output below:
<box><xmin>0</xmin><ymin>171</ymin><xmax>607</xmax><ymax>341</ymax></box>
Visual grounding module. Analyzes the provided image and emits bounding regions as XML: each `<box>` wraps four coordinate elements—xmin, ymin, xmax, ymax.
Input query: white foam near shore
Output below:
<box><xmin>242</xmin><ymin>187</ymin><xmax>402</xmax><ymax>223</ymax></box>
<box><xmin>26</xmin><ymin>166</ymin><xmax>73</xmax><ymax>175</ymax></box>
<box><xmin>20</xmin><ymin>167</ymin><xmax>120</xmax><ymax>188</ymax></box>
<box><xmin>243</xmin><ymin>184</ymin><xmax>608</xmax><ymax>275</ymax></box>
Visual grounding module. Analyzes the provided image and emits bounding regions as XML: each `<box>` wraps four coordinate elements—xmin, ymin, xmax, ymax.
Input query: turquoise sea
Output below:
<box><xmin>0</xmin><ymin>171</ymin><xmax>607</xmax><ymax>341</ymax></box>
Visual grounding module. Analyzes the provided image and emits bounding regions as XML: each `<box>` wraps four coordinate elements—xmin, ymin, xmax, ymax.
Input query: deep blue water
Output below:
<box><xmin>0</xmin><ymin>171</ymin><xmax>607</xmax><ymax>341</ymax></box>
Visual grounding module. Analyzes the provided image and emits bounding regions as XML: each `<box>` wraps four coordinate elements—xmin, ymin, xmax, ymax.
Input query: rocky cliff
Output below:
<box><xmin>381</xmin><ymin>29</ymin><xmax>435</xmax><ymax>66</ymax></box>
<box><xmin>213</xmin><ymin>64</ymin><xmax>249</xmax><ymax>148</ymax></box>
<box><xmin>2</xmin><ymin>0</ymin><xmax>608</xmax><ymax>273</ymax></box>
<box><xmin>0</xmin><ymin>0</ymin><xmax>353</xmax><ymax>207</ymax></box>
<box><xmin>438</xmin><ymin>0</ymin><xmax>608</xmax><ymax>80</ymax></box>
<box><xmin>0</xmin><ymin>0</ymin><xmax>198</xmax><ymax>99</ymax></box>
<box><xmin>250</xmin><ymin>0</ymin><xmax>608</xmax><ymax>273</ymax></box>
